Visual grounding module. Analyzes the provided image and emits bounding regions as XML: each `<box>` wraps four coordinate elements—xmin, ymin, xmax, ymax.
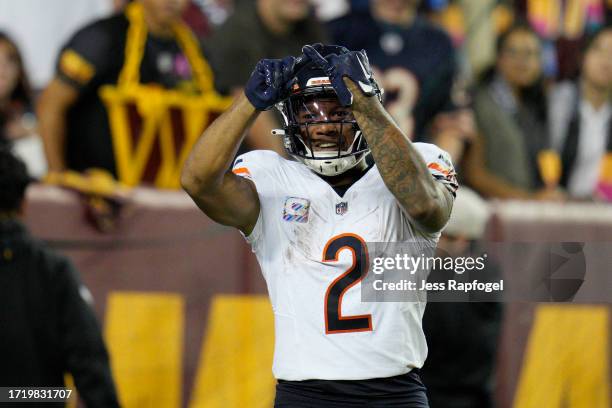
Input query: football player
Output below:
<box><xmin>182</xmin><ymin>44</ymin><xmax>458</xmax><ymax>407</ymax></box>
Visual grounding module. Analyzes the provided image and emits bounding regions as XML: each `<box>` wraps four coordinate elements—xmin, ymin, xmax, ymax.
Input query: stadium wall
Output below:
<box><xmin>24</xmin><ymin>185</ymin><xmax>612</xmax><ymax>408</ymax></box>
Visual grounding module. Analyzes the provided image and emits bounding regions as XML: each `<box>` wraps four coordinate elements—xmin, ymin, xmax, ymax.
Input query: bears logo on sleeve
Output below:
<box><xmin>232</xmin><ymin>158</ymin><xmax>252</xmax><ymax>180</ymax></box>
<box><xmin>427</xmin><ymin>153</ymin><xmax>458</xmax><ymax>197</ymax></box>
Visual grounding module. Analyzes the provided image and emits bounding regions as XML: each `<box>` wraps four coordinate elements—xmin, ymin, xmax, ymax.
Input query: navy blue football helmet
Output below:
<box><xmin>274</xmin><ymin>45</ymin><xmax>382</xmax><ymax>176</ymax></box>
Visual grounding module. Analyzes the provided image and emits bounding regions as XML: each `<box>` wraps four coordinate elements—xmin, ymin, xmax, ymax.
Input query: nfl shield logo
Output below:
<box><xmin>335</xmin><ymin>202</ymin><xmax>348</xmax><ymax>215</ymax></box>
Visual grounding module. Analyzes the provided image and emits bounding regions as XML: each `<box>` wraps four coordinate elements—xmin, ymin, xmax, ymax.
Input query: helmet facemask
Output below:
<box><xmin>277</xmin><ymin>85</ymin><xmax>370</xmax><ymax>177</ymax></box>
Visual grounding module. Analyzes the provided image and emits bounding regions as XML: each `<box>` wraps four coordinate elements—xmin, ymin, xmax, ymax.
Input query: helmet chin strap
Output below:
<box><xmin>293</xmin><ymin>130</ymin><xmax>364</xmax><ymax>176</ymax></box>
<box><xmin>301</xmin><ymin>156</ymin><xmax>356</xmax><ymax>176</ymax></box>
<box><xmin>297</xmin><ymin>150</ymin><xmax>370</xmax><ymax>177</ymax></box>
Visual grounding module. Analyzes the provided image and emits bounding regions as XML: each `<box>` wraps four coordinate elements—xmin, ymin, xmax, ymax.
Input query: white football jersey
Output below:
<box><xmin>232</xmin><ymin>143</ymin><xmax>457</xmax><ymax>381</ymax></box>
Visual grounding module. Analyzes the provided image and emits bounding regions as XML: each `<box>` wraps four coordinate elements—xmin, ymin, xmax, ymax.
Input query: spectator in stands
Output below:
<box><xmin>511</xmin><ymin>0</ymin><xmax>612</xmax><ymax>80</ymax></box>
<box><xmin>0</xmin><ymin>32</ymin><xmax>46</xmax><ymax>178</ymax></box>
<box><xmin>463</xmin><ymin>24</ymin><xmax>563</xmax><ymax>200</ymax></box>
<box><xmin>327</xmin><ymin>0</ymin><xmax>473</xmax><ymax>145</ymax></box>
<box><xmin>428</xmin><ymin>77</ymin><xmax>477</xmax><ymax>165</ymax></box>
<box><xmin>37</xmin><ymin>0</ymin><xmax>222</xmax><ymax>184</ymax></box>
<box><xmin>206</xmin><ymin>0</ymin><xmax>327</xmax><ymax>153</ymax></box>
<box><xmin>0</xmin><ymin>32</ymin><xmax>32</xmax><ymax>147</ymax></box>
<box><xmin>549</xmin><ymin>26</ymin><xmax>612</xmax><ymax>201</ymax></box>
<box><xmin>0</xmin><ymin>0</ymin><xmax>113</xmax><ymax>91</ymax></box>
<box><xmin>0</xmin><ymin>148</ymin><xmax>120</xmax><ymax>407</ymax></box>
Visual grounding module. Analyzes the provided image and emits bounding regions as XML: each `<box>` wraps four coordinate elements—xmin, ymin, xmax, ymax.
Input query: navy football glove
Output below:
<box><xmin>245</xmin><ymin>56</ymin><xmax>299</xmax><ymax>111</ymax></box>
<box><xmin>302</xmin><ymin>44</ymin><xmax>381</xmax><ymax>107</ymax></box>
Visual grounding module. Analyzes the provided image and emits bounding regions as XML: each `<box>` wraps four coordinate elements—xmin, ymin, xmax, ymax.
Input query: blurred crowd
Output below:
<box><xmin>0</xmin><ymin>0</ymin><xmax>609</xmax><ymax>201</ymax></box>
<box><xmin>0</xmin><ymin>0</ymin><xmax>611</xmax><ymax>406</ymax></box>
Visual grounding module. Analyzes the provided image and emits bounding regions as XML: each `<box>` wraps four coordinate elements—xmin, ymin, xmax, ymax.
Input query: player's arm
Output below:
<box><xmin>347</xmin><ymin>79</ymin><xmax>453</xmax><ymax>233</ymax></box>
<box><xmin>181</xmin><ymin>94</ymin><xmax>261</xmax><ymax>234</ymax></box>
<box><xmin>302</xmin><ymin>45</ymin><xmax>452</xmax><ymax>233</ymax></box>
<box><xmin>181</xmin><ymin>56</ymin><xmax>300</xmax><ymax>234</ymax></box>
<box><xmin>225</xmin><ymin>88</ymin><xmax>286</xmax><ymax>154</ymax></box>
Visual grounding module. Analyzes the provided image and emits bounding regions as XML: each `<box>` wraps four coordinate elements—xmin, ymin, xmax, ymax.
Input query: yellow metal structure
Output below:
<box><xmin>99</xmin><ymin>3</ymin><xmax>232</xmax><ymax>189</ymax></box>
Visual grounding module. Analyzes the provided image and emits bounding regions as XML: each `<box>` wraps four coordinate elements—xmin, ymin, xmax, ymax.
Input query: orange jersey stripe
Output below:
<box><xmin>232</xmin><ymin>167</ymin><xmax>252</xmax><ymax>176</ymax></box>
<box><xmin>427</xmin><ymin>162</ymin><xmax>451</xmax><ymax>176</ymax></box>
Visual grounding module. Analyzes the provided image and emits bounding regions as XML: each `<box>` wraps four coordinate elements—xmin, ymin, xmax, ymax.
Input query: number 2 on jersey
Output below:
<box><xmin>322</xmin><ymin>233</ymin><xmax>372</xmax><ymax>334</ymax></box>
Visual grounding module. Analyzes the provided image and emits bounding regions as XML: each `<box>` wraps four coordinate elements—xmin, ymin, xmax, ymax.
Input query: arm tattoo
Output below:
<box><xmin>348</xmin><ymin>81</ymin><xmax>452</xmax><ymax>232</ymax></box>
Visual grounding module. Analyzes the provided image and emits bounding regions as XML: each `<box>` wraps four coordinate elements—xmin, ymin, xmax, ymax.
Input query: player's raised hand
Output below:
<box><xmin>245</xmin><ymin>56</ymin><xmax>299</xmax><ymax>111</ymax></box>
<box><xmin>301</xmin><ymin>44</ymin><xmax>381</xmax><ymax>107</ymax></box>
